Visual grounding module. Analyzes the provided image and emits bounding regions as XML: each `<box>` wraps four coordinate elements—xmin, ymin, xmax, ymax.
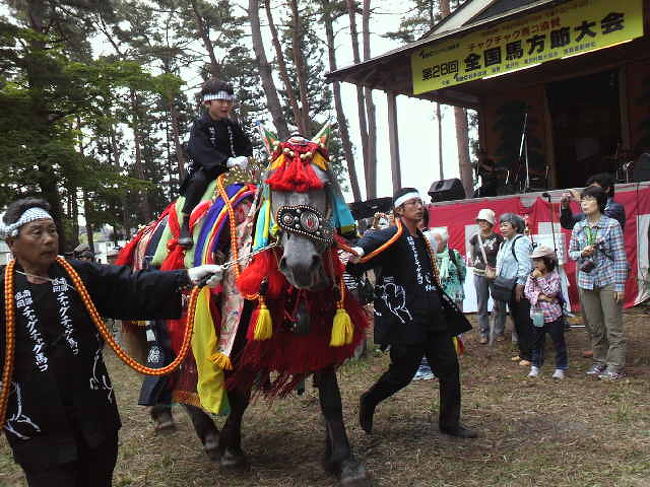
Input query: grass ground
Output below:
<box><xmin>2</xmin><ymin>310</ymin><xmax>649</xmax><ymax>486</ymax></box>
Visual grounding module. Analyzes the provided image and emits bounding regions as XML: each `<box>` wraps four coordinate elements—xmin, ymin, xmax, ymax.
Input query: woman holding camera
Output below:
<box><xmin>569</xmin><ymin>186</ymin><xmax>628</xmax><ymax>380</ymax></box>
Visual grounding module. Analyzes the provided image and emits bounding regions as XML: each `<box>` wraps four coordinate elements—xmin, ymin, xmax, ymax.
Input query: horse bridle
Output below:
<box><xmin>275</xmin><ymin>204</ymin><xmax>334</xmax><ymax>247</ymax></box>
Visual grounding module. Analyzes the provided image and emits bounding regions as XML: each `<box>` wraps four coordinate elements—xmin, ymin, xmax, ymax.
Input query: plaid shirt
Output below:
<box><xmin>569</xmin><ymin>215</ymin><xmax>627</xmax><ymax>292</ymax></box>
<box><xmin>524</xmin><ymin>270</ymin><xmax>563</xmax><ymax>323</ymax></box>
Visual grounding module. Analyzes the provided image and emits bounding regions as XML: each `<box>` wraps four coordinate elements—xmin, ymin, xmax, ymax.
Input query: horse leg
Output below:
<box><xmin>218</xmin><ymin>386</ymin><xmax>251</xmax><ymax>470</ymax></box>
<box><xmin>150</xmin><ymin>402</ymin><xmax>175</xmax><ymax>432</ymax></box>
<box><xmin>315</xmin><ymin>367</ymin><xmax>368</xmax><ymax>485</ymax></box>
<box><xmin>183</xmin><ymin>404</ymin><xmax>221</xmax><ymax>461</ymax></box>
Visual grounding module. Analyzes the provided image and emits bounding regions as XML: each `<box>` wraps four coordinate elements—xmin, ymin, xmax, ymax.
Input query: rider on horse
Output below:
<box><xmin>179</xmin><ymin>79</ymin><xmax>253</xmax><ymax>249</ymax></box>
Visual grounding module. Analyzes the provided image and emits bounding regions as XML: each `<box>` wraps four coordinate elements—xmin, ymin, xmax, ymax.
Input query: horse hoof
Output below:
<box><xmin>204</xmin><ymin>433</ymin><xmax>220</xmax><ymax>461</ymax></box>
<box><xmin>219</xmin><ymin>449</ymin><xmax>249</xmax><ymax>471</ymax></box>
<box><xmin>338</xmin><ymin>457</ymin><xmax>370</xmax><ymax>486</ymax></box>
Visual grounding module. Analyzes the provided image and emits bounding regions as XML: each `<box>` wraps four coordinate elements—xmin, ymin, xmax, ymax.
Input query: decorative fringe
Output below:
<box><xmin>247</xmin><ymin>297</ymin><xmax>273</xmax><ymax>341</ymax></box>
<box><xmin>453</xmin><ymin>336</ymin><xmax>465</xmax><ymax>356</ymax></box>
<box><xmin>172</xmin><ymin>390</ymin><xmax>202</xmax><ymax>409</ymax></box>
<box><xmin>209</xmin><ymin>351</ymin><xmax>233</xmax><ymax>370</ymax></box>
<box><xmin>330</xmin><ymin>305</ymin><xmax>354</xmax><ymax>346</ymax></box>
<box><xmin>266</xmin><ymin>142</ymin><xmax>325</xmax><ymax>193</ymax></box>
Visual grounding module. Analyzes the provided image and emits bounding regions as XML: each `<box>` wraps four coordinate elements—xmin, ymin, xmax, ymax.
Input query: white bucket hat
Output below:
<box><xmin>476</xmin><ymin>208</ymin><xmax>495</xmax><ymax>226</ymax></box>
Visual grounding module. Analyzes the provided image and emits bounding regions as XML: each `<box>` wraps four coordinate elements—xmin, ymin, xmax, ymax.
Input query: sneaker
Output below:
<box><xmin>511</xmin><ymin>355</ymin><xmax>521</xmax><ymax>362</ymax></box>
<box><xmin>479</xmin><ymin>336</ymin><xmax>488</xmax><ymax>345</ymax></box>
<box><xmin>552</xmin><ymin>369</ymin><xmax>565</xmax><ymax>380</ymax></box>
<box><xmin>519</xmin><ymin>359</ymin><xmax>531</xmax><ymax>367</ymax></box>
<box><xmin>598</xmin><ymin>369</ymin><xmax>625</xmax><ymax>381</ymax></box>
<box><xmin>495</xmin><ymin>335</ymin><xmax>506</xmax><ymax>342</ymax></box>
<box><xmin>585</xmin><ymin>364</ymin><xmax>606</xmax><ymax>376</ymax></box>
<box><xmin>528</xmin><ymin>366</ymin><xmax>540</xmax><ymax>378</ymax></box>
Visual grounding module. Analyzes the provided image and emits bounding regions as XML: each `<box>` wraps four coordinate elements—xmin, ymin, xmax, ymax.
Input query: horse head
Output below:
<box><xmin>260</xmin><ymin>126</ymin><xmax>342</xmax><ymax>290</ymax></box>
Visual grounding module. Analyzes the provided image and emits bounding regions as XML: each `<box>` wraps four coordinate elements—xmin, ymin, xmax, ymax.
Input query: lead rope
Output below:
<box><xmin>0</xmin><ymin>257</ymin><xmax>201</xmax><ymax>430</ymax></box>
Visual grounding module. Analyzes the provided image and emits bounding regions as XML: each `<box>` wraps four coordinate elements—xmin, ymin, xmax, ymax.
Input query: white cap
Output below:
<box><xmin>476</xmin><ymin>208</ymin><xmax>495</xmax><ymax>226</ymax></box>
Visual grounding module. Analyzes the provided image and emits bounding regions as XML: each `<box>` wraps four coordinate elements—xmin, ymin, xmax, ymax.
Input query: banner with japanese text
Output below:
<box><xmin>411</xmin><ymin>0</ymin><xmax>644</xmax><ymax>94</ymax></box>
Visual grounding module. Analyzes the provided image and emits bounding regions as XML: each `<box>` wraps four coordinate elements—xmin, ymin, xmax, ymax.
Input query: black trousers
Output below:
<box><xmin>181</xmin><ymin>167</ymin><xmax>214</xmax><ymax>216</ymax></box>
<box><xmin>508</xmin><ymin>293</ymin><xmax>534</xmax><ymax>361</ymax></box>
<box><xmin>23</xmin><ymin>430</ymin><xmax>118</xmax><ymax>487</ymax></box>
<box><xmin>363</xmin><ymin>330</ymin><xmax>461</xmax><ymax>429</ymax></box>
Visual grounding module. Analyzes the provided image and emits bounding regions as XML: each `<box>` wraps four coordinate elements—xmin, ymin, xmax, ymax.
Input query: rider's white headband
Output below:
<box><xmin>203</xmin><ymin>91</ymin><xmax>235</xmax><ymax>102</ymax></box>
<box><xmin>0</xmin><ymin>207</ymin><xmax>54</xmax><ymax>239</ymax></box>
<box><xmin>394</xmin><ymin>192</ymin><xmax>422</xmax><ymax>208</ymax></box>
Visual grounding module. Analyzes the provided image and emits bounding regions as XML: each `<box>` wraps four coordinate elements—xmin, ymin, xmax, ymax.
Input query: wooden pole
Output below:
<box><xmin>387</xmin><ymin>91</ymin><xmax>402</xmax><ymax>192</ymax></box>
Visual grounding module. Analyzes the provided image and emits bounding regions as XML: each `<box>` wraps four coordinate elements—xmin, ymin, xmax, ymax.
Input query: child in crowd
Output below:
<box><xmin>178</xmin><ymin>79</ymin><xmax>253</xmax><ymax>248</ymax></box>
<box><xmin>524</xmin><ymin>245</ymin><xmax>568</xmax><ymax>379</ymax></box>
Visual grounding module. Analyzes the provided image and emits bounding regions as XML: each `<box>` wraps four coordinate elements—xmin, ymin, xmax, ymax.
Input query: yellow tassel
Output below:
<box><xmin>208</xmin><ymin>351</ymin><xmax>233</xmax><ymax>370</ymax></box>
<box><xmin>330</xmin><ymin>305</ymin><xmax>354</xmax><ymax>347</ymax></box>
<box><xmin>253</xmin><ymin>301</ymin><xmax>273</xmax><ymax>340</ymax></box>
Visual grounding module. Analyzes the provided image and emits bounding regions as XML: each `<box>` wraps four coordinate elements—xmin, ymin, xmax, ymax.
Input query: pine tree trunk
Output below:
<box><xmin>346</xmin><ymin>0</ymin><xmax>371</xmax><ymax>199</ymax></box>
<box><xmin>249</xmin><ymin>0</ymin><xmax>290</xmax><ymax>139</ymax></box>
<box><xmin>321</xmin><ymin>0</ymin><xmax>362</xmax><ymax>201</ymax></box>
<box><xmin>129</xmin><ymin>90</ymin><xmax>152</xmax><ymax>222</ymax></box>
<box><xmin>23</xmin><ymin>0</ymin><xmax>66</xmax><ymax>250</ymax></box>
<box><xmin>288</xmin><ymin>0</ymin><xmax>311</xmax><ymax>135</ymax></box>
<box><xmin>439</xmin><ymin>0</ymin><xmax>472</xmax><ymax>196</ymax></box>
<box><xmin>190</xmin><ymin>0</ymin><xmax>220</xmax><ymax>77</ymax></box>
<box><xmin>83</xmin><ymin>190</ymin><xmax>95</xmax><ymax>253</ymax></box>
<box><xmin>168</xmin><ymin>99</ymin><xmax>186</xmax><ymax>179</ymax></box>
<box><xmin>265</xmin><ymin>0</ymin><xmax>302</xmax><ymax>130</ymax></box>
<box><xmin>455</xmin><ymin>106</ymin><xmax>474</xmax><ymax>198</ymax></box>
<box><xmin>362</xmin><ymin>0</ymin><xmax>377</xmax><ymax>198</ymax></box>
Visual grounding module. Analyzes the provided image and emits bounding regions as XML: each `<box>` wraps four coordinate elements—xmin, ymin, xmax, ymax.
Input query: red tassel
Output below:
<box><xmin>115</xmin><ymin>232</ymin><xmax>143</xmax><ymax>266</ymax></box>
<box><xmin>189</xmin><ymin>200</ymin><xmax>211</xmax><ymax>228</ymax></box>
<box><xmin>266</xmin><ymin>143</ymin><xmax>325</xmax><ymax>193</ymax></box>
<box><xmin>237</xmin><ymin>251</ymin><xmax>287</xmax><ymax>298</ymax></box>
<box><xmin>158</xmin><ymin>201</ymin><xmax>186</xmax><ymax>271</ymax></box>
<box><xmin>160</xmin><ymin>240</ymin><xmax>186</xmax><ymax>271</ymax></box>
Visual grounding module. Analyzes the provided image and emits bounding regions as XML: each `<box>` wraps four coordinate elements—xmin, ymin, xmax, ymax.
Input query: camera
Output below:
<box><xmin>580</xmin><ymin>260</ymin><xmax>596</xmax><ymax>273</ymax></box>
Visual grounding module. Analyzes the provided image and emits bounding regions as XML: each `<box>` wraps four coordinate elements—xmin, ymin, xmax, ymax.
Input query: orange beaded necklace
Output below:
<box><xmin>0</xmin><ymin>256</ymin><xmax>200</xmax><ymax>430</ymax></box>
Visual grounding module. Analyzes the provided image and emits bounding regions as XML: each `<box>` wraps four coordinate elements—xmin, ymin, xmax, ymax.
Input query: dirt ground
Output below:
<box><xmin>2</xmin><ymin>310</ymin><xmax>649</xmax><ymax>486</ymax></box>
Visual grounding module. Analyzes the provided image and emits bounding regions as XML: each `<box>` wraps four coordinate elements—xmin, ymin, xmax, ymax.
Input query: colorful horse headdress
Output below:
<box><xmin>252</xmin><ymin>124</ymin><xmax>355</xmax><ymax>252</ymax></box>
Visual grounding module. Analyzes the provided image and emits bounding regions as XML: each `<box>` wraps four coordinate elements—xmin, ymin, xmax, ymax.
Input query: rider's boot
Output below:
<box><xmin>178</xmin><ymin>213</ymin><xmax>193</xmax><ymax>249</ymax></box>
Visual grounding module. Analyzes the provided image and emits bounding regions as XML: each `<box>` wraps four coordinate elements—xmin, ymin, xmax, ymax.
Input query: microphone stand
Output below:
<box><xmin>519</xmin><ymin>111</ymin><xmax>529</xmax><ymax>193</ymax></box>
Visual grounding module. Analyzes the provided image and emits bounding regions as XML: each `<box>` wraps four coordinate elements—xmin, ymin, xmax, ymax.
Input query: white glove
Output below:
<box><xmin>187</xmin><ymin>264</ymin><xmax>224</xmax><ymax>287</ymax></box>
<box><xmin>227</xmin><ymin>156</ymin><xmax>249</xmax><ymax>170</ymax></box>
<box><xmin>348</xmin><ymin>246</ymin><xmax>365</xmax><ymax>264</ymax></box>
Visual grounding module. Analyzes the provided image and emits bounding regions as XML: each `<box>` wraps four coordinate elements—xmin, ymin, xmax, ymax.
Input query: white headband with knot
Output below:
<box><xmin>394</xmin><ymin>191</ymin><xmax>421</xmax><ymax>208</ymax></box>
<box><xmin>0</xmin><ymin>207</ymin><xmax>54</xmax><ymax>239</ymax></box>
<box><xmin>203</xmin><ymin>91</ymin><xmax>235</xmax><ymax>102</ymax></box>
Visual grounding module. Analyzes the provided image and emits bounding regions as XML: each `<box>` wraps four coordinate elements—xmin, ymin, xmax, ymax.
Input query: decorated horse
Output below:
<box><xmin>117</xmin><ymin>126</ymin><xmax>370</xmax><ymax>484</ymax></box>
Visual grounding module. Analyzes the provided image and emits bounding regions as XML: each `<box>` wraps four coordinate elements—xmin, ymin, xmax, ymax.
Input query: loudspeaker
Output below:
<box><xmin>348</xmin><ymin>197</ymin><xmax>393</xmax><ymax>220</ymax></box>
<box><xmin>633</xmin><ymin>153</ymin><xmax>650</xmax><ymax>182</ymax></box>
<box><xmin>428</xmin><ymin>178</ymin><xmax>466</xmax><ymax>203</ymax></box>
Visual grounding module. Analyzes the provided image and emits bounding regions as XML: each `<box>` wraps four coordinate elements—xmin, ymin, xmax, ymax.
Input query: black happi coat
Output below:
<box><xmin>0</xmin><ymin>260</ymin><xmax>188</xmax><ymax>470</ymax></box>
<box><xmin>187</xmin><ymin>113</ymin><xmax>253</xmax><ymax>178</ymax></box>
<box><xmin>349</xmin><ymin>223</ymin><xmax>445</xmax><ymax>346</ymax></box>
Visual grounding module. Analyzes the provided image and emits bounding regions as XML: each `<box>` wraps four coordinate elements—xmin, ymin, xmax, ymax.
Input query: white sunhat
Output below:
<box><xmin>476</xmin><ymin>208</ymin><xmax>495</xmax><ymax>226</ymax></box>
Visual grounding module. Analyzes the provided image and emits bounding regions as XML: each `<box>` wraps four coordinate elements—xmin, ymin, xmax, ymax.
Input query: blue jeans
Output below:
<box><xmin>531</xmin><ymin>317</ymin><xmax>568</xmax><ymax>370</ymax></box>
